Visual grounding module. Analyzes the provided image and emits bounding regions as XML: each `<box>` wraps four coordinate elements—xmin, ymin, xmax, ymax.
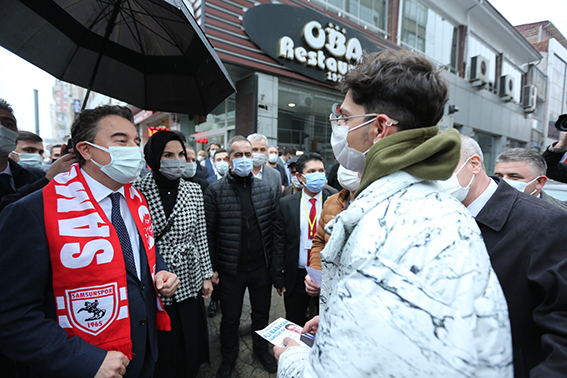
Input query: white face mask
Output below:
<box><xmin>13</xmin><ymin>152</ymin><xmax>44</xmax><ymax>170</ymax></box>
<box><xmin>215</xmin><ymin>160</ymin><xmax>229</xmax><ymax>176</ymax></box>
<box><xmin>330</xmin><ymin>118</ymin><xmax>375</xmax><ymax>174</ymax></box>
<box><xmin>0</xmin><ymin>125</ymin><xmax>18</xmax><ymax>157</ymax></box>
<box><xmin>252</xmin><ymin>152</ymin><xmax>267</xmax><ymax>167</ymax></box>
<box><xmin>503</xmin><ymin>176</ymin><xmax>540</xmax><ymax>195</ymax></box>
<box><xmin>337</xmin><ymin>165</ymin><xmax>360</xmax><ymax>192</ymax></box>
<box><xmin>86</xmin><ymin>142</ymin><xmax>145</xmax><ymax>184</ymax></box>
<box><xmin>182</xmin><ymin>162</ymin><xmax>197</xmax><ymax>179</ymax></box>
<box><xmin>268</xmin><ymin>153</ymin><xmax>278</xmax><ymax>164</ymax></box>
<box><xmin>159</xmin><ymin>159</ymin><xmax>186</xmax><ymax>180</ymax></box>
<box><xmin>438</xmin><ymin>156</ymin><xmax>475</xmax><ymax>202</ymax></box>
<box><xmin>291</xmin><ymin>175</ymin><xmax>302</xmax><ymax>189</ymax></box>
<box><xmin>197</xmin><ymin>155</ymin><xmax>205</xmax><ymax>162</ymax></box>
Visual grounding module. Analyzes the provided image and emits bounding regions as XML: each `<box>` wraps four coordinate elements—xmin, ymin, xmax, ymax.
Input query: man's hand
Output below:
<box><xmin>45</xmin><ymin>152</ymin><xmax>76</xmax><ymax>180</ymax></box>
<box><xmin>94</xmin><ymin>351</ymin><xmax>129</xmax><ymax>378</ymax></box>
<box><xmin>211</xmin><ymin>271</ymin><xmax>220</xmax><ymax>285</ymax></box>
<box><xmin>276</xmin><ymin>287</ymin><xmax>286</xmax><ymax>296</ymax></box>
<box><xmin>302</xmin><ymin>316</ymin><xmax>319</xmax><ymax>335</ymax></box>
<box><xmin>273</xmin><ymin>337</ymin><xmax>300</xmax><ymax>361</ymax></box>
<box><xmin>202</xmin><ymin>279</ymin><xmax>213</xmax><ymax>299</ymax></box>
<box><xmin>556</xmin><ymin>132</ymin><xmax>567</xmax><ymax>149</ymax></box>
<box><xmin>155</xmin><ymin>271</ymin><xmax>179</xmax><ymax>298</ymax></box>
<box><xmin>304</xmin><ymin>275</ymin><xmax>320</xmax><ymax>297</ymax></box>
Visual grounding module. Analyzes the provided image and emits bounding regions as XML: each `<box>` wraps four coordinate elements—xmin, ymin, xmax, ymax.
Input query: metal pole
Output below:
<box><xmin>34</xmin><ymin>89</ymin><xmax>40</xmax><ymax>135</ymax></box>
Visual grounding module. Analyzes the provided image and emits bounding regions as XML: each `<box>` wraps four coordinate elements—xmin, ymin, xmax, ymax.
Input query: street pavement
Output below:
<box><xmin>196</xmin><ymin>287</ymin><xmax>285</xmax><ymax>378</ymax></box>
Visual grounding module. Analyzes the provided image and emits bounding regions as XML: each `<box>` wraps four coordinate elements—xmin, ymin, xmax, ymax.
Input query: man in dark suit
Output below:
<box><xmin>247</xmin><ymin>133</ymin><xmax>282</xmax><ymax>202</ymax></box>
<box><xmin>494</xmin><ymin>147</ymin><xmax>567</xmax><ymax>211</ymax></box>
<box><xmin>201</xmin><ymin>142</ymin><xmax>221</xmax><ymax>177</ymax></box>
<box><xmin>272</xmin><ymin>152</ymin><xmax>337</xmax><ymax>326</ymax></box>
<box><xmin>0</xmin><ymin>98</ymin><xmax>76</xmax><ymax>212</ymax></box>
<box><xmin>0</xmin><ymin>105</ymin><xmax>179</xmax><ymax>378</ymax></box>
<box><xmin>441</xmin><ymin>135</ymin><xmax>567</xmax><ymax>377</ymax></box>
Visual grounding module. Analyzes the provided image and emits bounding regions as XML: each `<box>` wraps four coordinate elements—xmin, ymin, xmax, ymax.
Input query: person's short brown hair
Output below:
<box><xmin>340</xmin><ymin>49</ymin><xmax>449</xmax><ymax>131</ymax></box>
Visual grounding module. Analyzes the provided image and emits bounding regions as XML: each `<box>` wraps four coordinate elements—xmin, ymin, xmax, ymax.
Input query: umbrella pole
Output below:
<box><xmin>81</xmin><ymin>0</ymin><xmax>123</xmax><ymax>110</ymax></box>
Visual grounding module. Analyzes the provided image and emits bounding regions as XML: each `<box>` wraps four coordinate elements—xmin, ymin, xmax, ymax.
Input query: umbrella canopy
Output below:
<box><xmin>0</xmin><ymin>0</ymin><xmax>236</xmax><ymax>115</ymax></box>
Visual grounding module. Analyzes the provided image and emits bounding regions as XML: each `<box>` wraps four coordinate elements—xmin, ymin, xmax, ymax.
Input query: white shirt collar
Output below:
<box><xmin>467</xmin><ymin>178</ymin><xmax>498</xmax><ymax>217</ymax></box>
<box><xmin>81</xmin><ymin>168</ymin><xmax>125</xmax><ymax>202</ymax></box>
<box><xmin>302</xmin><ymin>189</ymin><xmax>323</xmax><ymax>203</ymax></box>
<box><xmin>1</xmin><ymin>160</ymin><xmax>12</xmax><ymax>176</ymax></box>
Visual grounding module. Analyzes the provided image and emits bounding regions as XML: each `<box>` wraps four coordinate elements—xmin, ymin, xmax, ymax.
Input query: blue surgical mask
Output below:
<box><xmin>215</xmin><ymin>161</ymin><xmax>229</xmax><ymax>176</ymax></box>
<box><xmin>86</xmin><ymin>142</ymin><xmax>144</xmax><ymax>184</ymax></box>
<box><xmin>231</xmin><ymin>157</ymin><xmax>253</xmax><ymax>177</ymax></box>
<box><xmin>301</xmin><ymin>172</ymin><xmax>326</xmax><ymax>193</ymax></box>
<box><xmin>14</xmin><ymin>152</ymin><xmax>44</xmax><ymax>170</ymax></box>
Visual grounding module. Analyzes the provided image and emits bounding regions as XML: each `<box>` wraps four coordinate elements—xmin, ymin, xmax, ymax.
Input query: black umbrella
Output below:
<box><xmin>0</xmin><ymin>0</ymin><xmax>235</xmax><ymax>115</ymax></box>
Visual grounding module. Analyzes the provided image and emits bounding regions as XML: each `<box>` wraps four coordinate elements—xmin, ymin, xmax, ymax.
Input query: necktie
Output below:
<box><xmin>109</xmin><ymin>192</ymin><xmax>137</xmax><ymax>275</ymax></box>
<box><xmin>309</xmin><ymin>198</ymin><xmax>317</xmax><ymax>239</ymax></box>
<box><xmin>0</xmin><ymin>174</ymin><xmax>13</xmax><ymax>193</ymax></box>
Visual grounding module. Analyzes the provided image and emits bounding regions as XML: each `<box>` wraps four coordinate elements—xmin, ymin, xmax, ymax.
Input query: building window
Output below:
<box><xmin>313</xmin><ymin>0</ymin><xmax>387</xmax><ymax>36</ymax></box>
<box><xmin>400</xmin><ymin>0</ymin><xmax>458</xmax><ymax>72</ymax></box>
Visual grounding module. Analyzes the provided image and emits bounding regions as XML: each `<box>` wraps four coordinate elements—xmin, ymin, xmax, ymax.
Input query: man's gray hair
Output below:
<box><xmin>227</xmin><ymin>135</ymin><xmax>251</xmax><ymax>157</ymax></box>
<box><xmin>0</xmin><ymin>99</ymin><xmax>14</xmax><ymax>114</ymax></box>
<box><xmin>460</xmin><ymin>135</ymin><xmax>484</xmax><ymax>165</ymax></box>
<box><xmin>247</xmin><ymin>133</ymin><xmax>268</xmax><ymax>146</ymax></box>
<box><xmin>496</xmin><ymin>147</ymin><xmax>547</xmax><ymax>176</ymax></box>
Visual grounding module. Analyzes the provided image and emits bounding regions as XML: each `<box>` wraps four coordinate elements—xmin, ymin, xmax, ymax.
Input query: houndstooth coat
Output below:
<box><xmin>134</xmin><ymin>173</ymin><xmax>214</xmax><ymax>306</ymax></box>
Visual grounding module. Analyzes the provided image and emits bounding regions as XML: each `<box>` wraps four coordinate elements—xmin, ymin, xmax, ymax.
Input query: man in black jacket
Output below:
<box><xmin>441</xmin><ymin>135</ymin><xmax>567</xmax><ymax>377</ymax></box>
<box><xmin>542</xmin><ymin>131</ymin><xmax>567</xmax><ymax>183</ymax></box>
<box><xmin>0</xmin><ymin>98</ymin><xmax>76</xmax><ymax>213</ymax></box>
<box><xmin>204</xmin><ymin>135</ymin><xmax>279</xmax><ymax>378</ymax></box>
<box><xmin>272</xmin><ymin>152</ymin><xmax>337</xmax><ymax>325</ymax></box>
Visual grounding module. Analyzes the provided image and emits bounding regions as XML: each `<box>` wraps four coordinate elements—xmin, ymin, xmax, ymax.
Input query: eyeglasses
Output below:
<box><xmin>329</xmin><ymin>103</ymin><xmax>399</xmax><ymax>127</ymax></box>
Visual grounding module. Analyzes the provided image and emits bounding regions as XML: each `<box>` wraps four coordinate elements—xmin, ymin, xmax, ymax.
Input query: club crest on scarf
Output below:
<box><xmin>65</xmin><ymin>283</ymin><xmax>125</xmax><ymax>336</ymax></box>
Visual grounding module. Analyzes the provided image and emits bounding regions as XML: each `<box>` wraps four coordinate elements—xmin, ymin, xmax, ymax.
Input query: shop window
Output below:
<box><xmin>277</xmin><ymin>82</ymin><xmax>343</xmax><ymax>165</ymax></box>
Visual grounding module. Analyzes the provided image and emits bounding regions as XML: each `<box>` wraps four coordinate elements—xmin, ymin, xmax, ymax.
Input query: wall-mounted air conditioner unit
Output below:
<box><xmin>470</xmin><ymin>55</ymin><xmax>489</xmax><ymax>87</ymax></box>
<box><xmin>522</xmin><ymin>85</ymin><xmax>537</xmax><ymax>113</ymax></box>
<box><xmin>298</xmin><ymin>95</ymin><xmax>313</xmax><ymax>108</ymax></box>
<box><xmin>499</xmin><ymin>75</ymin><xmax>514</xmax><ymax>102</ymax></box>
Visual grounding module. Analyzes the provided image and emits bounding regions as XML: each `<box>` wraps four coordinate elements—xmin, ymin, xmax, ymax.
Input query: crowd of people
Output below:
<box><xmin>2</xmin><ymin>48</ymin><xmax>567</xmax><ymax>378</ymax></box>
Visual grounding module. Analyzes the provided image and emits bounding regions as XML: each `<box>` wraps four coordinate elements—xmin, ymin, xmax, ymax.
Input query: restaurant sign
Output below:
<box><xmin>242</xmin><ymin>4</ymin><xmax>380</xmax><ymax>83</ymax></box>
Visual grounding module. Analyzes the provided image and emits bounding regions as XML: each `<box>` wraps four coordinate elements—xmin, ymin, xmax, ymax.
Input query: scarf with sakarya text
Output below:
<box><xmin>43</xmin><ymin>164</ymin><xmax>170</xmax><ymax>359</ymax></box>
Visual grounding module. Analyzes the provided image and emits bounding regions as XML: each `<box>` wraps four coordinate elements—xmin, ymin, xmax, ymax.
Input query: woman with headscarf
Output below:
<box><xmin>133</xmin><ymin>130</ymin><xmax>214</xmax><ymax>377</ymax></box>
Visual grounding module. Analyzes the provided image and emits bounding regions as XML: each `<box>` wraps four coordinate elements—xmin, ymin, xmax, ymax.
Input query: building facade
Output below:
<box><xmin>134</xmin><ymin>0</ymin><xmax>542</xmax><ymax>172</ymax></box>
<box><xmin>517</xmin><ymin>21</ymin><xmax>567</xmax><ymax>148</ymax></box>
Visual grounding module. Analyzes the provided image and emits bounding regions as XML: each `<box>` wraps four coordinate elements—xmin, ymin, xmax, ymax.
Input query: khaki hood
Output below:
<box><xmin>355</xmin><ymin>126</ymin><xmax>461</xmax><ymax>197</ymax></box>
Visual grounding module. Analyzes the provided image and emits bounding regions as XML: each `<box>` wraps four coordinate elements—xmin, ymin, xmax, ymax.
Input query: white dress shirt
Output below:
<box><xmin>82</xmin><ymin>168</ymin><xmax>142</xmax><ymax>279</ymax></box>
<box><xmin>298</xmin><ymin>190</ymin><xmax>322</xmax><ymax>269</ymax></box>
<box><xmin>253</xmin><ymin>164</ymin><xmax>264</xmax><ymax>180</ymax></box>
<box><xmin>467</xmin><ymin>178</ymin><xmax>498</xmax><ymax>217</ymax></box>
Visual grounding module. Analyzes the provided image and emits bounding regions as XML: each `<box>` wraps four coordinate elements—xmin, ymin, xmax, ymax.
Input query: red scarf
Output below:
<box><xmin>43</xmin><ymin>164</ymin><xmax>170</xmax><ymax>359</ymax></box>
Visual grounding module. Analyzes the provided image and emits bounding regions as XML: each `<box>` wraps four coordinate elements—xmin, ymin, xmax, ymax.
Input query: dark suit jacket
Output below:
<box><xmin>203</xmin><ymin>158</ymin><xmax>215</xmax><ymax>178</ymax></box>
<box><xmin>272</xmin><ymin>187</ymin><xmax>336</xmax><ymax>294</ymax></box>
<box><xmin>0</xmin><ymin>158</ymin><xmax>47</xmax><ymax>212</ymax></box>
<box><xmin>476</xmin><ymin>177</ymin><xmax>567</xmax><ymax>378</ymax></box>
<box><xmin>540</xmin><ymin>190</ymin><xmax>567</xmax><ymax>212</ymax></box>
<box><xmin>0</xmin><ymin>190</ymin><xmax>167</xmax><ymax>378</ymax></box>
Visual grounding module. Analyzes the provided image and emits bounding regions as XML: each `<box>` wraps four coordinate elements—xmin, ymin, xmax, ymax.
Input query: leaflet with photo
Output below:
<box><xmin>255</xmin><ymin>317</ymin><xmax>315</xmax><ymax>348</ymax></box>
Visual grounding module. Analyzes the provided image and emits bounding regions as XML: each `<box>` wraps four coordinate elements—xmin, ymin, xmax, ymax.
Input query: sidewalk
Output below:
<box><xmin>197</xmin><ymin>287</ymin><xmax>285</xmax><ymax>378</ymax></box>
